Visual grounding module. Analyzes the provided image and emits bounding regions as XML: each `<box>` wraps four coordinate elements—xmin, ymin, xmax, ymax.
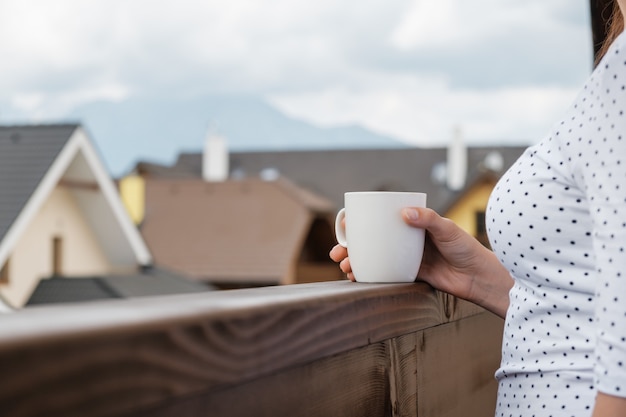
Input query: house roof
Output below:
<box><xmin>137</xmin><ymin>146</ymin><xmax>527</xmax><ymax>214</ymax></box>
<box><xmin>139</xmin><ymin>177</ymin><xmax>335</xmax><ymax>283</ymax></box>
<box><xmin>0</xmin><ymin>124</ymin><xmax>77</xmax><ymax>243</ymax></box>
<box><xmin>0</xmin><ymin>124</ymin><xmax>152</xmax><ymax>268</ymax></box>
<box><xmin>28</xmin><ymin>277</ymin><xmax>121</xmax><ymax>305</ymax></box>
<box><xmin>26</xmin><ymin>267</ymin><xmax>211</xmax><ymax>306</ymax></box>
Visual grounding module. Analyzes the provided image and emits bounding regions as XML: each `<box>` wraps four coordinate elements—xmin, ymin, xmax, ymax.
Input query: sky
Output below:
<box><xmin>0</xmin><ymin>0</ymin><xmax>594</xmax><ymax>172</ymax></box>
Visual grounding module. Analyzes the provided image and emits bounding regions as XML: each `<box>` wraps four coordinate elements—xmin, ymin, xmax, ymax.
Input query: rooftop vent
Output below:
<box><xmin>203</xmin><ymin>130</ymin><xmax>229</xmax><ymax>182</ymax></box>
<box><xmin>483</xmin><ymin>151</ymin><xmax>504</xmax><ymax>172</ymax></box>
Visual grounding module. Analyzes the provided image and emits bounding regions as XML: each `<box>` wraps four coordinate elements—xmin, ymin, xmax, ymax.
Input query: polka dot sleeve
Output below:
<box><xmin>562</xmin><ymin>33</ymin><xmax>626</xmax><ymax>398</ymax></box>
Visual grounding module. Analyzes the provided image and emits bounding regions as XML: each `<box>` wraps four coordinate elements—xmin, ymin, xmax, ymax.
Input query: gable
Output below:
<box><xmin>0</xmin><ymin>124</ymin><xmax>152</xmax><ymax>270</ymax></box>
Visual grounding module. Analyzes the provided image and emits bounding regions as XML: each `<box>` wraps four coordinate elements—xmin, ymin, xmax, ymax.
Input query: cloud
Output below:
<box><xmin>1</xmin><ymin>0</ymin><xmax>590</xmax><ymax>96</ymax></box>
<box><xmin>390</xmin><ymin>0</ymin><xmax>460</xmax><ymax>50</ymax></box>
<box><xmin>0</xmin><ymin>0</ymin><xmax>407</xmax><ymax>103</ymax></box>
<box><xmin>390</xmin><ymin>0</ymin><xmax>590</xmax><ymax>52</ymax></box>
<box><xmin>0</xmin><ymin>0</ymin><xmax>593</xmax><ymax>149</ymax></box>
<box><xmin>374</xmin><ymin>0</ymin><xmax>593</xmax><ymax>90</ymax></box>
<box><xmin>268</xmin><ymin>75</ymin><xmax>581</xmax><ymax>147</ymax></box>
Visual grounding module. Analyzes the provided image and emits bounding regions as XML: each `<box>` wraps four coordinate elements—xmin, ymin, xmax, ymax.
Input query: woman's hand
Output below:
<box><xmin>329</xmin><ymin>207</ymin><xmax>513</xmax><ymax>318</ymax></box>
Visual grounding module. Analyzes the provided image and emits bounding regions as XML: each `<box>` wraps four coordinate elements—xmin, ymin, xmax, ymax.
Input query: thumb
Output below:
<box><xmin>402</xmin><ymin>207</ymin><xmax>456</xmax><ymax>239</ymax></box>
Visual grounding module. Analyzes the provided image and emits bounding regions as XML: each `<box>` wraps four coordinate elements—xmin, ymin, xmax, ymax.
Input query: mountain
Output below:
<box><xmin>68</xmin><ymin>95</ymin><xmax>408</xmax><ymax>177</ymax></box>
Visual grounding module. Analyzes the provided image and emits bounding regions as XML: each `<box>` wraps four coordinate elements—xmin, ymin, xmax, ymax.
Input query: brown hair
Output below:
<box><xmin>596</xmin><ymin>1</ymin><xmax>624</xmax><ymax>65</ymax></box>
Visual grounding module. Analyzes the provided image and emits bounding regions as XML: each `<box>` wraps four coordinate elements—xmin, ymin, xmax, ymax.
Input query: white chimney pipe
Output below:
<box><xmin>447</xmin><ymin>125</ymin><xmax>467</xmax><ymax>191</ymax></box>
<box><xmin>203</xmin><ymin>131</ymin><xmax>229</xmax><ymax>182</ymax></box>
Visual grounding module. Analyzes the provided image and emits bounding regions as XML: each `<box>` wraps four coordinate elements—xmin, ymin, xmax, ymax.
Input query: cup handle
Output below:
<box><xmin>335</xmin><ymin>208</ymin><xmax>348</xmax><ymax>248</ymax></box>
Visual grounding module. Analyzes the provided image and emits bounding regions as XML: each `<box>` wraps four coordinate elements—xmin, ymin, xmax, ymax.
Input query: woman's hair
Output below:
<box><xmin>596</xmin><ymin>1</ymin><xmax>624</xmax><ymax>64</ymax></box>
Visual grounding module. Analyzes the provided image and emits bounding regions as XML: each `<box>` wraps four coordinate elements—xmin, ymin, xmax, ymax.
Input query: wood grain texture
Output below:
<box><xmin>0</xmin><ymin>281</ymin><xmax>494</xmax><ymax>417</ymax></box>
<box><xmin>134</xmin><ymin>342</ymin><xmax>394</xmax><ymax>417</ymax></box>
<box><xmin>416</xmin><ymin>312</ymin><xmax>504</xmax><ymax>417</ymax></box>
<box><xmin>126</xmin><ymin>313</ymin><xmax>502</xmax><ymax>417</ymax></box>
<box><xmin>387</xmin><ymin>333</ymin><xmax>419</xmax><ymax>417</ymax></box>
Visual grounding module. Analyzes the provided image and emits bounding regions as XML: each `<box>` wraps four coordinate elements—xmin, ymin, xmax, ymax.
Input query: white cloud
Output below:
<box><xmin>11</xmin><ymin>93</ymin><xmax>45</xmax><ymax>113</ymax></box>
<box><xmin>8</xmin><ymin>84</ymin><xmax>130</xmax><ymax>120</ymax></box>
<box><xmin>389</xmin><ymin>0</ymin><xmax>584</xmax><ymax>54</ymax></box>
<box><xmin>269</xmin><ymin>77</ymin><xmax>580</xmax><ymax>147</ymax></box>
<box><xmin>0</xmin><ymin>0</ymin><xmax>592</xmax><ymax>149</ymax></box>
<box><xmin>390</xmin><ymin>0</ymin><xmax>458</xmax><ymax>50</ymax></box>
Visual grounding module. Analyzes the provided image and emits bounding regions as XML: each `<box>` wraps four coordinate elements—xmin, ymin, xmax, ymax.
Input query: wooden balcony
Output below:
<box><xmin>0</xmin><ymin>281</ymin><xmax>503</xmax><ymax>417</ymax></box>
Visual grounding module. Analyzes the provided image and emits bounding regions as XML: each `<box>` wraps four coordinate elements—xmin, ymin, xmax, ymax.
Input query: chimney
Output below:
<box><xmin>447</xmin><ymin>125</ymin><xmax>467</xmax><ymax>191</ymax></box>
<box><xmin>203</xmin><ymin>130</ymin><xmax>229</xmax><ymax>182</ymax></box>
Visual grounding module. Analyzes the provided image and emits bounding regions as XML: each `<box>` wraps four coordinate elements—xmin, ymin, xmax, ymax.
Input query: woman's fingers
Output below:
<box><xmin>329</xmin><ymin>244</ymin><xmax>354</xmax><ymax>280</ymax></box>
<box><xmin>329</xmin><ymin>244</ymin><xmax>348</xmax><ymax>262</ymax></box>
<box><xmin>339</xmin><ymin>257</ymin><xmax>352</xmax><ymax>274</ymax></box>
<box><xmin>402</xmin><ymin>207</ymin><xmax>459</xmax><ymax>242</ymax></box>
<box><xmin>329</xmin><ymin>244</ymin><xmax>351</xmax><ymax>273</ymax></box>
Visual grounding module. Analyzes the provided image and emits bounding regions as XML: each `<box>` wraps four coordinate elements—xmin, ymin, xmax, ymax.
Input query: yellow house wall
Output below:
<box><xmin>444</xmin><ymin>181</ymin><xmax>496</xmax><ymax>236</ymax></box>
<box><xmin>0</xmin><ymin>186</ymin><xmax>112</xmax><ymax>308</ymax></box>
<box><xmin>119</xmin><ymin>175</ymin><xmax>145</xmax><ymax>225</ymax></box>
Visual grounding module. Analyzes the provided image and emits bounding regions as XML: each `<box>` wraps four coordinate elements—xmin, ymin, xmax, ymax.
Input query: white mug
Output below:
<box><xmin>335</xmin><ymin>192</ymin><xmax>427</xmax><ymax>283</ymax></box>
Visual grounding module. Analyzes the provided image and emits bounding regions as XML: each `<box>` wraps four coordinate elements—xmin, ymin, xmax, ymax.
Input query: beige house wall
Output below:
<box><xmin>0</xmin><ymin>186</ymin><xmax>112</xmax><ymax>308</ymax></box>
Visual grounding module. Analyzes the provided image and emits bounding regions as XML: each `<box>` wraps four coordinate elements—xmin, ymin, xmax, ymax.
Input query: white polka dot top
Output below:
<box><xmin>486</xmin><ymin>33</ymin><xmax>626</xmax><ymax>416</ymax></box>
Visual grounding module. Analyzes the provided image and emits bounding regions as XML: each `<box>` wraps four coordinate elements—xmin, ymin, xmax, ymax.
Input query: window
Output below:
<box><xmin>475</xmin><ymin>211</ymin><xmax>491</xmax><ymax>249</ymax></box>
<box><xmin>0</xmin><ymin>259</ymin><xmax>9</xmax><ymax>285</ymax></box>
<box><xmin>53</xmin><ymin>236</ymin><xmax>63</xmax><ymax>275</ymax></box>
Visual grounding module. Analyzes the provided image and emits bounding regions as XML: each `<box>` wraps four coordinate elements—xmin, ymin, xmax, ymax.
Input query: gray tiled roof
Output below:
<box><xmin>104</xmin><ymin>267</ymin><xmax>214</xmax><ymax>297</ymax></box>
<box><xmin>0</xmin><ymin>124</ymin><xmax>78</xmax><ymax>241</ymax></box>
<box><xmin>141</xmin><ymin>146</ymin><xmax>528</xmax><ymax>213</ymax></box>
<box><xmin>26</xmin><ymin>267</ymin><xmax>212</xmax><ymax>306</ymax></box>
<box><xmin>27</xmin><ymin>276</ymin><xmax>121</xmax><ymax>305</ymax></box>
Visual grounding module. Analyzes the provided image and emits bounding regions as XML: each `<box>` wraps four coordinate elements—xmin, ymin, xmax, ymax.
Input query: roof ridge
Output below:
<box><xmin>272</xmin><ymin>176</ymin><xmax>335</xmax><ymax>212</ymax></box>
<box><xmin>0</xmin><ymin>123</ymin><xmax>80</xmax><ymax>129</ymax></box>
<box><xmin>93</xmin><ymin>277</ymin><xmax>123</xmax><ymax>299</ymax></box>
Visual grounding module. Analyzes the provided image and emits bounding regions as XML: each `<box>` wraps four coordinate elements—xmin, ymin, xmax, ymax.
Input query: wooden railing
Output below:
<box><xmin>0</xmin><ymin>281</ymin><xmax>503</xmax><ymax>417</ymax></box>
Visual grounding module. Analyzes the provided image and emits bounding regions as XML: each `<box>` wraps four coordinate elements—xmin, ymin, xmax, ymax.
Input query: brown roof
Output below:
<box><xmin>140</xmin><ymin>177</ymin><xmax>335</xmax><ymax>284</ymax></box>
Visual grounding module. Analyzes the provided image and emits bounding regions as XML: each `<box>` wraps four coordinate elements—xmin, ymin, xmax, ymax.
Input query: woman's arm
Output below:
<box><xmin>330</xmin><ymin>207</ymin><xmax>513</xmax><ymax>318</ymax></box>
<box><xmin>592</xmin><ymin>392</ymin><xmax>626</xmax><ymax>417</ymax></box>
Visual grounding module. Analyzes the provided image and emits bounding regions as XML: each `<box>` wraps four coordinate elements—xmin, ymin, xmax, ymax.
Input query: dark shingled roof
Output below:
<box><xmin>0</xmin><ymin>124</ymin><xmax>78</xmax><ymax>241</ymax></box>
<box><xmin>26</xmin><ymin>267</ymin><xmax>212</xmax><ymax>306</ymax></box>
<box><xmin>27</xmin><ymin>277</ymin><xmax>121</xmax><ymax>305</ymax></box>
<box><xmin>137</xmin><ymin>146</ymin><xmax>528</xmax><ymax>214</ymax></box>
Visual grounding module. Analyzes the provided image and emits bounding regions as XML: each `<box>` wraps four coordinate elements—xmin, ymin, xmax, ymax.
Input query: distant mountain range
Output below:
<box><xmin>68</xmin><ymin>95</ymin><xmax>409</xmax><ymax>177</ymax></box>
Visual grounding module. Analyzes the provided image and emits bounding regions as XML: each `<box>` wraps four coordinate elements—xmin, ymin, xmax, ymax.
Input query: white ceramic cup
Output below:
<box><xmin>335</xmin><ymin>191</ymin><xmax>427</xmax><ymax>283</ymax></box>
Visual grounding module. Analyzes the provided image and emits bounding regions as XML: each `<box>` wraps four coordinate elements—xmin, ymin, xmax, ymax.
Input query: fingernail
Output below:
<box><xmin>404</xmin><ymin>208</ymin><xmax>419</xmax><ymax>221</ymax></box>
